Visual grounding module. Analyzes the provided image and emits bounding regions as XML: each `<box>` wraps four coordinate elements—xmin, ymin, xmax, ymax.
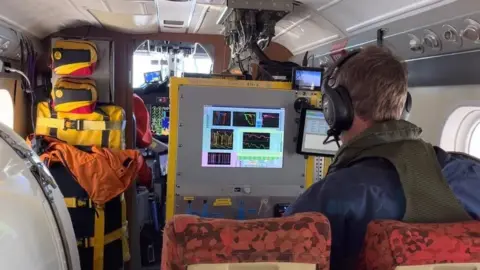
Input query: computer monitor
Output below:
<box><xmin>144</xmin><ymin>71</ymin><xmax>162</xmax><ymax>84</ymax></box>
<box><xmin>292</xmin><ymin>67</ymin><xmax>323</xmax><ymax>91</ymax></box>
<box><xmin>201</xmin><ymin>105</ymin><xmax>285</xmax><ymax>168</ymax></box>
<box><xmin>296</xmin><ymin>108</ymin><xmax>339</xmax><ymax>156</ymax></box>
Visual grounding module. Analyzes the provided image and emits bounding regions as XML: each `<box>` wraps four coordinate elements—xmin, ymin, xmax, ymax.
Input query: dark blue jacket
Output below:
<box><xmin>284</xmin><ymin>148</ymin><xmax>480</xmax><ymax>270</ymax></box>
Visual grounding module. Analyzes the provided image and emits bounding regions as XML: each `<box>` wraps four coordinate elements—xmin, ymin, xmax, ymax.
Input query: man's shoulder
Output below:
<box><xmin>326</xmin><ymin>157</ymin><xmax>400</xmax><ymax>188</ymax></box>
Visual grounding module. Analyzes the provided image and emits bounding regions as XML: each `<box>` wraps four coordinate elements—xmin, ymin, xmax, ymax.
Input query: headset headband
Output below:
<box><xmin>325</xmin><ymin>49</ymin><xmax>362</xmax><ymax>88</ymax></box>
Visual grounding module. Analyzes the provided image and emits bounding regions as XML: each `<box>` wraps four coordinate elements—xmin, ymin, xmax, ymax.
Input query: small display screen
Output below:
<box><xmin>295</xmin><ymin>69</ymin><xmax>322</xmax><ymax>90</ymax></box>
<box><xmin>300</xmin><ymin>109</ymin><xmax>338</xmax><ymax>155</ymax></box>
<box><xmin>151</xmin><ymin>106</ymin><xmax>169</xmax><ymax>135</ymax></box>
<box><xmin>144</xmin><ymin>71</ymin><xmax>162</xmax><ymax>84</ymax></box>
<box><xmin>202</xmin><ymin>106</ymin><xmax>285</xmax><ymax>168</ymax></box>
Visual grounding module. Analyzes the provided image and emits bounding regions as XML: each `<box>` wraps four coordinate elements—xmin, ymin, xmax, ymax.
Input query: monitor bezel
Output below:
<box><xmin>291</xmin><ymin>67</ymin><xmax>324</xmax><ymax>91</ymax></box>
<box><xmin>296</xmin><ymin>107</ymin><xmax>335</xmax><ymax>157</ymax></box>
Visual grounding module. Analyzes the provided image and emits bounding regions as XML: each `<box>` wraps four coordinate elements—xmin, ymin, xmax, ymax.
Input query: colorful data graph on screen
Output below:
<box><xmin>210</xmin><ymin>129</ymin><xmax>234</xmax><ymax>150</ymax></box>
<box><xmin>242</xmin><ymin>132</ymin><xmax>270</xmax><ymax>150</ymax></box>
<box><xmin>233</xmin><ymin>112</ymin><xmax>256</xmax><ymax>127</ymax></box>
<box><xmin>212</xmin><ymin>111</ymin><xmax>232</xmax><ymax>126</ymax></box>
<box><xmin>261</xmin><ymin>113</ymin><xmax>280</xmax><ymax>128</ymax></box>
<box><xmin>207</xmin><ymin>153</ymin><xmax>231</xmax><ymax>165</ymax></box>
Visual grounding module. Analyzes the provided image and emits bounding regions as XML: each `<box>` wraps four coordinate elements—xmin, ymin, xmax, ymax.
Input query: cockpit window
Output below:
<box><xmin>132</xmin><ymin>40</ymin><xmax>214</xmax><ymax>88</ymax></box>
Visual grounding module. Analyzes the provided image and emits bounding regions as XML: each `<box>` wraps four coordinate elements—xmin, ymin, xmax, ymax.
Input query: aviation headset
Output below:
<box><xmin>321</xmin><ymin>49</ymin><xmax>412</xmax><ymax>138</ymax></box>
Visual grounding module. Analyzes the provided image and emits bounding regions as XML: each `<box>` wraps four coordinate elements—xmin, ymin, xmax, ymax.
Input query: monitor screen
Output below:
<box><xmin>299</xmin><ymin>109</ymin><xmax>338</xmax><ymax>156</ymax></box>
<box><xmin>144</xmin><ymin>71</ymin><xmax>162</xmax><ymax>84</ymax></box>
<box><xmin>295</xmin><ymin>69</ymin><xmax>322</xmax><ymax>90</ymax></box>
<box><xmin>151</xmin><ymin>105</ymin><xmax>169</xmax><ymax>135</ymax></box>
<box><xmin>202</xmin><ymin>106</ymin><xmax>285</xmax><ymax>168</ymax></box>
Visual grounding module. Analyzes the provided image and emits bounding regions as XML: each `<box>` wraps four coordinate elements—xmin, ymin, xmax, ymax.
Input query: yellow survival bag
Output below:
<box><xmin>52</xmin><ymin>39</ymin><xmax>98</xmax><ymax>76</ymax></box>
<box><xmin>36</xmin><ymin>102</ymin><xmax>126</xmax><ymax>149</ymax></box>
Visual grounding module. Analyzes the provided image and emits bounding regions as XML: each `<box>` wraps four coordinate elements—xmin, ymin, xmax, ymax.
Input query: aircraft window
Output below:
<box><xmin>441</xmin><ymin>106</ymin><xmax>480</xmax><ymax>156</ymax></box>
<box><xmin>469</xmin><ymin>121</ymin><xmax>480</xmax><ymax>158</ymax></box>
<box><xmin>0</xmin><ymin>89</ymin><xmax>13</xmax><ymax>128</ymax></box>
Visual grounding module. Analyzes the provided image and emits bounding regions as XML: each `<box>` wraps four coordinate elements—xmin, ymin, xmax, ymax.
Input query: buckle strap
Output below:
<box><xmin>77</xmin><ymin>225</ymin><xmax>128</xmax><ymax>248</ymax></box>
<box><xmin>37</xmin><ymin>117</ymin><xmax>124</xmax><ymax>131</ymax></box>
<box><xmin>64</xmin><ymin>197</ymin><xmax>93</xmax><ymax>208</ymax></box>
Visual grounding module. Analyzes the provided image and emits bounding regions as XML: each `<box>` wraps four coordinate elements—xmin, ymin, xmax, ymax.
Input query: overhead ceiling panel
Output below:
<box><xmin>89</xmin><ymin>9</ymin><xmax>158</xmax><ymax>33</ymax></box>
<box><xmin>321</xmin><ymin>0</ymin><xmax>457</xmax><ymax>34</ymax></box>
<box><xmin>145</xmin><ymin>2</ymin><xmax>157</xmax><ymax>15</ymax></box>
<box><xmin>105</xmin><ymin>0</ymin><xmax>145</xmax><ymax>14</ymax></box>
<box><xmin>0</xmin><ymin>0</ymin><xmax>93</xmax><ymax>37</ymax></box>
<box><xmin>188</xmin><ymin>4</ymin><xmax>208</xmax><ymax>33</ymax></box>
<box><xmin>196</xmin><ymin>5</ymin><xmax>224</xmax><ymax>34</ymax></box>
<box><xmin>295</xmin><ymin>0</ymin><xmax>343</xmax><ymax>11</ymax></box>
<box><xmin>274</xmin><ymin>8</ymin><xmax>342</xmax><ymax>55</ymax></box>
<box><xmin>157</xmin><ymin>0</ymin><xmax>195</xmax><ymax>32</ymax></box>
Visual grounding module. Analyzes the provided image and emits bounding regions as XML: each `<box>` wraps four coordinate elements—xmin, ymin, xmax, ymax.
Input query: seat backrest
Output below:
<box><xmin>161</xmin><ymin>213</ymin><xmax>331</xmax><ymax>270</ymax></box>
<box><xmin>360</xmin><ymin>220</ymin><xmax>480</xmax><ymax>270</ymax></box>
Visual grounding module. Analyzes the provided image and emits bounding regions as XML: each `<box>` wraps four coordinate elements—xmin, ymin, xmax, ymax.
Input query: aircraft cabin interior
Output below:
<box><xmin>0</xmin><ymin>0</ymin><xmax>479</xmax><ymax>270</ymax></box>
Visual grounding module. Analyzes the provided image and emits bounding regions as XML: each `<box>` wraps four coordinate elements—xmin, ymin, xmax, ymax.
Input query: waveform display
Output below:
<box><xmin>242</xmin><ymin>132</ymin><xmax>270</xmax><ymax>150</ymax></box>
<box><xmin>210</xmin><ymin>129</ymin><xmax>234</xmax><ymax>150</ymax></box>
<box><xmin>233</xmin><ymin>112</ymin><xmax>257</xmax><ymax>127</ymax></box>
<box><xmin>212</xmin><ymin>111</ymin><xmax>232</xmax><ymax>126</ymax></box>
<box><xmin>261</xmin><ymin>113</ymin><xmax>280</xmax><ymax>128</ymax></box>
<box><xmin>207</xmin><ymin>153</ymin><xmax>231</xmax><ymax>165</ymax></box>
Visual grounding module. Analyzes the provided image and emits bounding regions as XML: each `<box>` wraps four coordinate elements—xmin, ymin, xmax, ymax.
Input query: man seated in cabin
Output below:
<box><xmin>284</xmin><ymin>46</ymin><xmax>480</xmax><ymax>270</ymax></box>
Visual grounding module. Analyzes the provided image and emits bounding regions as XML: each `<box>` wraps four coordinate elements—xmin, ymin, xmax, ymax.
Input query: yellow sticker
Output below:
<box><xmin>54</xmin><ymin>51</ymin><xmax>62</xmax><ymax>60</ymax></box>
<box><xmin>183</xmin><ymin>196</ymin><xmax>195</xmax><ymax>201</ymax></box>
<box><xmin>150</xmin><ymin>141</ymin><xmax>157</xmax><ymax>149</ymax></box>
<box><xmin>55</xmin><ymin>90</ymin><xmax>63</xmax><ymax>98</ymax></box>
<box><xmin>213</xmin><ymin>198</ymin><xmax>232</xmax><ymax>207</ymax></box>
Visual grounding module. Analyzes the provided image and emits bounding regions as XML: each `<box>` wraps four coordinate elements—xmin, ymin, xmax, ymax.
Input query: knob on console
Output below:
<box><xmin>294</xmin><ymin>97</ymin><xmax>310</xmax><ymax>113</ymax></box>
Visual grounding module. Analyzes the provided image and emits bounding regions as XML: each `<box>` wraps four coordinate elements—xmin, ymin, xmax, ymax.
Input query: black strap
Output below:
<box><xmin>49</xmin><ymin>105</ymin><xmax>58</xmax><ymax>138</ymax></box>
<box><xmin>54</xmin><ymin>89</ymin><xmax>93</xmax><ymax>105</ymax></box>
<box><xmin>97</xmin><ymin>108</ymin><xmax>110</xmax><ymax>148</ymax></box>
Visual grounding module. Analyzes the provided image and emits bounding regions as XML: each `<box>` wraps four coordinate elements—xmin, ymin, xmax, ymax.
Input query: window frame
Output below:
<box><xmin>441</xmin><ymin>106</ymin><xmax>480</xmax><ymax>155</ymax></box>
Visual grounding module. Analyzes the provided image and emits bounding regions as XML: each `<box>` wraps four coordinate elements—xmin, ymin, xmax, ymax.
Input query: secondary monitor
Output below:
<box><xmin>297</xmin><ymin>108</ymin><xmax>339</xmax><ymax>156</ymax></box>
<box><xmin>202</xmin><ymin>105</ymin><xmax>285</xmax><ymax>168</ymax></box>
<box><xmin>144</xmin><ymin>71</ymin><xmax>162</xmax><ymax>84</ymax></box>
<box><xmin>292</xmin><ymin>67</ymin><xmax>323</xmax><ymax>91</ymax></box>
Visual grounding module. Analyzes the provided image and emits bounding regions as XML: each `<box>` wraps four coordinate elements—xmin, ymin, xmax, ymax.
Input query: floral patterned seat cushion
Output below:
<box><xmin>161</xmin><ymin>213</ymin><xmax>331</xmax><ymax>270</ymax></box>
<box><xmin>361</xmin><ymin>220</ymin><xmax>480</xmax><ymax>270</ymax></box>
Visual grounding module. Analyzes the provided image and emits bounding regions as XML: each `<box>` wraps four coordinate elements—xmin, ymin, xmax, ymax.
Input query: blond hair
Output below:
<box><xmin>336</xmin><ymin>46</ymin><xmax>408</xmax><ymax>121</ymax></box>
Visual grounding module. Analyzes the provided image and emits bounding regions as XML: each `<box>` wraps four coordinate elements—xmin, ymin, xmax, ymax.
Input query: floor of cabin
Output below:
<box><xmin>142</xmin><ymin>263</ymin><xmax>161</xmax><ymax>270</ymax></box>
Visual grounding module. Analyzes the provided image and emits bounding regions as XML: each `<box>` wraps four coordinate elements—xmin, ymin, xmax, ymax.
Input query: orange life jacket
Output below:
<box><xmin>28</xmin><ymin>135</ymin><xmax>142</xmax><ymax>205</ymax></box>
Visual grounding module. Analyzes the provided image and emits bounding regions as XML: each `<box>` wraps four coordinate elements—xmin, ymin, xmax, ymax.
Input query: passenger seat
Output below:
<box><xmin>359</xmin><ymin>220</ymin><xmax>480</xmax><ymax>270</ymax></box>
<box><xmin>161</xmin><ymin>213</ymin><xmax>331</xmax><ymax>270</ymax></box>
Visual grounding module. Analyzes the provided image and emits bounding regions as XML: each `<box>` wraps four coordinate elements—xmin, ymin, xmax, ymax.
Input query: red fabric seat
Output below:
<box><xmin>360</xmin><ymin>220</ymin><xmax>480</xmax><ymax>270</ymax></box>
<box><xmin>161</xmin><ymin>213</ymin><xmax>332</xmax><ymax>270</ymax></box>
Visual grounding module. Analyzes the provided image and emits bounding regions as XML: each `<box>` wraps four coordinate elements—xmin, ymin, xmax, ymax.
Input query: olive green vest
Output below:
<box><xmin>328</xmin><ymin>120</ymin><xmax>472</xmax><ymax>223</ymax></box>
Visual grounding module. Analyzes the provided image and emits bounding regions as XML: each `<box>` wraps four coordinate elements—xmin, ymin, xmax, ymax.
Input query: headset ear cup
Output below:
<box><xmin>336</xmin><ymin>87</ymin><xmax>354</xmax><ymax>130</ymax></box>
<box><xmin>322</xmin><ymin>91</ymin><xmax>335</xmax><ymax>127</ymax></box>
<box><xmin>322</xmin><ymin>87</ymin><xmax>353</xmax><ymax>131</ymax></box>
<box><xmin>402</xmin><ymin>92</ymin><xmax>412</xmax><ymax>120</ymax></box>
